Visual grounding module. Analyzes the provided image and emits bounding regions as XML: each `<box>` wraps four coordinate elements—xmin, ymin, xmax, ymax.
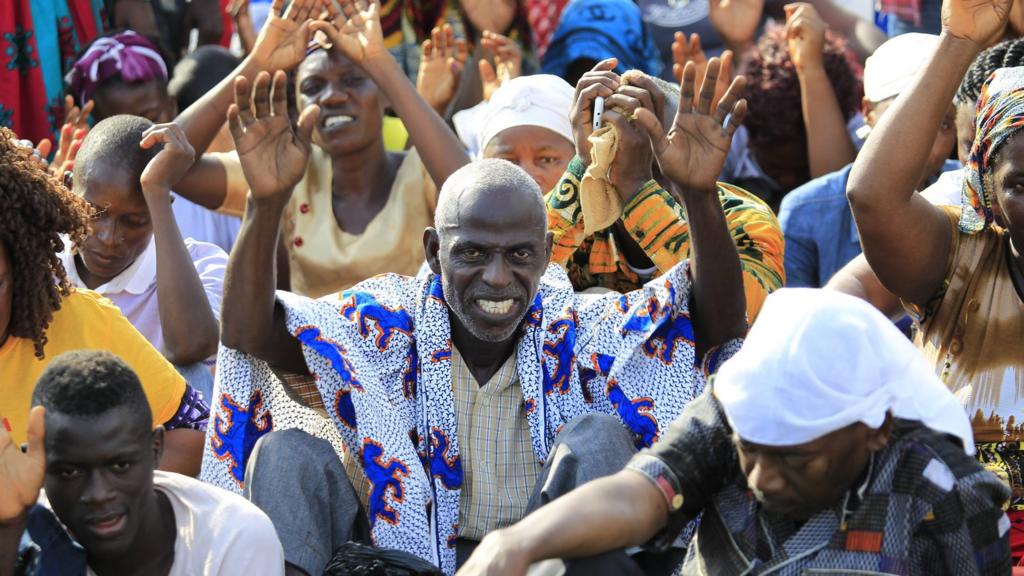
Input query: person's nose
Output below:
<box><xmin>747</xmin><ymin>456</ymin><xmax>787</xmax><ymax>498</ymax></box>
<box><xmin>320</xmin><ymin>82</ymin><xmax>350</xmax><ymax>107</ymax></box>
<box><xmin>91</xmin><ymin>217</ymin><xmax>119</xmax><ymax>248</ymax></box>
<box><xmin>80</xmin><ymin>470</ymin><xmax>117</xmax><ymax>506</ymax></box>
<box><xmin>481</xmin><ymin>254</ymin><xmax>513</xmax><ymax>289</ymax></box>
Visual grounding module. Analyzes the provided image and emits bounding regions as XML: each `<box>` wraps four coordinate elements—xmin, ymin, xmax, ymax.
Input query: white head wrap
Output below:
<box><xmin>715</xmin><ymin>289</ymin><xmax>974</xmax><ymax>454</ymax></box>
<box><xmin>478</xmin><ymin>74</ymin><xmax>575</xmax><ymax>153</ymax></box>
<box><xmin>863</xmin><ymin>33</ymin><xmax>939</xmax><ymax>103</ymax></box>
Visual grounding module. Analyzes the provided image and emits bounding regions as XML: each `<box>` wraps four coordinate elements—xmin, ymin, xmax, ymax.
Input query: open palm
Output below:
<box><xmin>0</xmin><ymin>407</ymin><xmax>45</xmax><ymax>523</ymax></box>
<box><xmin>709</xmin><ymin>0</ymin><xmax>764</xmax><ymax>50</ymax></box>
<box><xmin>250</xmin><ymin>0</ymin><xmax>320</xmax><ymax>72</ymax></box>
<box><xmin>942</xmin><ymin>0</ymin><xmax>1013</xmax><ymax>46</ymax></box>
<box><xmin>228</xmin><ymin>71</ymin><xmax>320</xmax><ymax>202</ymax></box>
<box><xmin>312</xmin><ymin>0</ymin><xmax>386</xmax><ymax>65</ymax></box>
<box><xmin>637</xmin><ymin>59</ymin><xmax>747</xmax><ymax>194</ymax></box>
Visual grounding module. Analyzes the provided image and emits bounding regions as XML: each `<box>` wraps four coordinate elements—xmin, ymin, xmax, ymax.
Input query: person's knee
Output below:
<box><xmin>557</xmin><ymin>413</ymin><xmax>632</xmax><ymax>448</ymax></box>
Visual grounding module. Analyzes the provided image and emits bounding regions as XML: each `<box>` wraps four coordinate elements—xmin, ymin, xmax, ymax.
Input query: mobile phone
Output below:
<box><xmin>592</xmin><ymin>96</ymin><xmax>605</xmax><ymax>130</ymax></box>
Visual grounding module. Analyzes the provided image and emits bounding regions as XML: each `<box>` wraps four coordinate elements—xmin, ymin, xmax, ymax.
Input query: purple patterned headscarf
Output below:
<box><xmin>65</xmin><ymin>30</ymin><xmax>168</xmax><ymax>105</ymax></box>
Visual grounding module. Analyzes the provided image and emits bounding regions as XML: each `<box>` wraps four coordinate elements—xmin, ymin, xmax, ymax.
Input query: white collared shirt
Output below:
<box><xmin>59</xmin><ymin>236</ymin><xmax>227</xmax><ymax>358</ymax></box>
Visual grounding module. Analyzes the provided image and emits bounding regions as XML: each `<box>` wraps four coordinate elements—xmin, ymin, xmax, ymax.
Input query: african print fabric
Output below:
<box><xmin>547</xmin><ymin>157</ymin><xmax>784</xmax><ymax>321</ymax></box>
<box><xmin>203</xmin><ymin>262</ymin><xmax>739</xmax><ymax>574</ymax></box>
<box><xmin>629</xmin><ymin>391</ymin><xmax>1012</xmax><ymax>575</ymax></box>
<box><xmin>961</xmin><ymin>66</ymin><xmax>1024</xmax><ymax>234</ymax></box>
<box><xmin>0</xmin><ymin>0</ymin><xmax>106</xmax><ymax>143</ymax></box>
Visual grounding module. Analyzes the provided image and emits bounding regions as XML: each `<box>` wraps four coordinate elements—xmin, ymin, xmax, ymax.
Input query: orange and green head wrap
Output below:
<box><xmin>961</xmin><ymin>66</ymin><xmax>1024</xmax><ymax>234</ymax></box>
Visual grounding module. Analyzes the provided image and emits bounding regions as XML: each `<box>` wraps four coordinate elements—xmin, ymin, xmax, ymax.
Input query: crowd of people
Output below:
<box><xmin>0</xmin><ymin>0</ymin><xmax>1021</xmax><ymax>574</ymax></box>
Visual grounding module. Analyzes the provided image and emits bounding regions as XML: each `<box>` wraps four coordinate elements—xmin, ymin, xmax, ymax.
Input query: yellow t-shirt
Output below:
<box><xmin>0</xmin><ymin>290</ymin><xmax>186</xmax><ymax>444</ymax></box>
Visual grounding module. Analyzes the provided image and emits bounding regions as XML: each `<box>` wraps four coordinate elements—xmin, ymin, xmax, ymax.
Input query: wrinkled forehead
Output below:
<box><xmin>438</xmin><ymin>182</ymin><xmax>546</xmax><ymax>233</ymax></box>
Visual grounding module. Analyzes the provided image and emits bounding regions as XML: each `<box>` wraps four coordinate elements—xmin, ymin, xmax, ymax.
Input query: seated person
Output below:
<box><xmin>204</xmin><ymin>41</ymin><xmax>750</xmax><ymax>575</ymax></box>
<box><xmin>846</xmin><ymin>0</ymin><xmax>1024</xmax><ymax>559</ymax></box>
<box><xmin>548</xmin><ymin>60</ymin><xmax>783</xmax><ymax>319</ymax></box>
<box><xmin>778</xmin><ymin>33</ymin><xmax>958</xmax><ymax>288</ymax></box>
<box><xmin>459</xmin><ymin>289</ymin><xmax>1011</xmax><ymax>575</ymax></box>
<box><xmin>0</xmin><ymin>350</ymin><xmax>283</xmax><ymax>576</ymax></box>
<box><xmin>170</xmin><ymin>0</ymin><xmax>469</xmax><ymax>298</ymax></box>
<box><xmin>0</xmin><ymin>127</ymin><xmax>207</xmax><ymax>476</ymax></box>
<box><xmin>724</xmin><ymin>9</ymin><xmax>861</xmax><ymax>211</ymax></box>
<box><xmin>57</xmin><ymin>115</ymin><xmax>226</xmax><ymax>401</ymax></box>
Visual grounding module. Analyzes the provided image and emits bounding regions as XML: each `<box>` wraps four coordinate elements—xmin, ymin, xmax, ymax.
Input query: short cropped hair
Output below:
<box><xmin>73</xmin><ymin>115</ymin><xmax>158</xmax><ymax>192</ymax></box>
<box><xmin>434</xmin><ymin>159</ymin><xmax>545</xmax><ymax>230</ymax></box>
<box><xmin>32</xmin><ymin>351</ymin><xmax>152</xmax><ymax>427</ymax></box>
<box><xmin>168</xmin><ymin>45</ymin><xmax>242</xmax><ymax>110</ymax></box>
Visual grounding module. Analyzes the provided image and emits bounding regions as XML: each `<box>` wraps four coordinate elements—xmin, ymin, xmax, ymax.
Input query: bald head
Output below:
<box><xmin>425</xmin><ymin>159</ymin><xmax>553</xmax><ymax>344</ymax></box>
<box><xmin>435</xmin><ymin>159</ymin><xmax>547</xmax><ymax>232</ymax></box>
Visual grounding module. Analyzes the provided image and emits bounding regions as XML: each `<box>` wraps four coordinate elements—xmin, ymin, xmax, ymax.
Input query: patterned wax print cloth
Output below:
<box><xmin>203</xmin><ymin>262</ymin><xmax>740</xmax><ymax>574</ymax></box>
<box><xmin>0</xmin><ymin>0</ymin><xmax>106</xmax><ymax>143</ymax></box>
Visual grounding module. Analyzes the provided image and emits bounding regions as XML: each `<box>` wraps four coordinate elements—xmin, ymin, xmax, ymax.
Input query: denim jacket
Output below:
<box><xmin>15</xmin><ymin>504</ymin><xmax>88</xmax><ymax>576</ymax></box>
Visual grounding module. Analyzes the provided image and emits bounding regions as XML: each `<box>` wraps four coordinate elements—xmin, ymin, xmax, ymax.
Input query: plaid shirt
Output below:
<box><xmin>546</xmin><ymin>158</ymin><xmax>784</xmax><ymax>322</ymax></box>
<box><xmin>450</xmin><ymin>348</ymin><xmax>542</xmax><ymax>540</ymax></box>
<box><xmin>627</xmin><ymin>390</ymin><xmax>1012</xmax><ymax>575</ymax></box>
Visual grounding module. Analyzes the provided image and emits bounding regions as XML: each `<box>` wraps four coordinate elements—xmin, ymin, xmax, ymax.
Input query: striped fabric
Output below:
<box><xmin>450</xmin><ymin>347</ymin><xmax>542</xmax><ymax>541</ymax></box>
<box><xmin>547</xmin><ymin>157</ymin><xmax>785</xmax><ymax>321</ymax></box>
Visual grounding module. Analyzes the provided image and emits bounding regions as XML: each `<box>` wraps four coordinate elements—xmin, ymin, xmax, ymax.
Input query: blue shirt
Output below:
<box><xmin>778</xmin><ymin>160</ymin><xmax>960</xmax><ymax>287</ymax></box>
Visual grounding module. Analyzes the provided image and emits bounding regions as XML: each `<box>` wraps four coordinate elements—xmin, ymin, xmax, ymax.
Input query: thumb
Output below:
<box><xmin>296</xmin><ymin>104</ymin><xmax>321</xmax><ymax>145</ymax></box>
<box><xmin>25</xmin><ymin>406</ymin><xmax>45</xmax><ymax>463</ymax></box>
<box><xmin>308</xmin><ymin>20</ymin><xmax>340</xmax><ymax>45</ymax></box>
<box><xmin>634</xmin><ymin>107</ymin><xmax>669</xmax><ymax>157</ymax></box>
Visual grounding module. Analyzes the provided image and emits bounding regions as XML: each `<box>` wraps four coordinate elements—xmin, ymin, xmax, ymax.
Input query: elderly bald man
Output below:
<box><xmin>207</xmin><ymin>63</ymin><xmax>750</xmax><ymax>576</ymax></box>
<box><xmin>459</xmin><ymin>289</ymin><xmax>1011</xmax><ymax>576</ymax></box>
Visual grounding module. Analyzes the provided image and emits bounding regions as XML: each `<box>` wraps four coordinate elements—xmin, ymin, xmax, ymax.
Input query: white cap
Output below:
<box><xmin>714</xmin><ymin>289</ymin><xmax>974</xmax><ymax>453</ymax></box>
<box><xmin>479</xmin><ymin>74</ymin><xmax>575</xmax><ymax>152</ymax></box>
<box><xmin>863</xmin><ymin>33</ymin><xmax>940</xmax><ymax>103</ymax></box>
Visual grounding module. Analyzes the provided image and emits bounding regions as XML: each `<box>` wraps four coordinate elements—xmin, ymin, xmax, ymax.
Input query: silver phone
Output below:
<box><xmin>592</xmin><ymin>96</ymin><xmax>605</xmax><ymax>130</ymax></box>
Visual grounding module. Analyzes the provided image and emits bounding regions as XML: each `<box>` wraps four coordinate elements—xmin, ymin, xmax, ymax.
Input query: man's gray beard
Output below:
<box><xmin>445</xmin><ymin>284</ymin><xmax>525</xmax><ymax>344</ymax></box>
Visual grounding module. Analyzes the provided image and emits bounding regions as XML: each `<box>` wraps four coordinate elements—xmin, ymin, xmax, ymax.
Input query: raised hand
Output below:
<box><xmin>228</xmin><ymin>70</ymin><xmax>320</xmax><ymax>203</ymax></box>
<box><xmin>635</xmin><ymin>58</ymin><xmax>747</xmax><ymax>194</ymax></box>
<box><xmin>311</xmin><ymin>0</ymin><xmax>387</xmax><ymax>66</ymax></box>
<box><xmin>570</xmin><ymin>58</ymin><xmax>620</xmax><ymax>166</ymax></box>
<box><xmin>479</xmin><ymin>30</ymin><xmax>523</xmax><ymax>101</ymax></box>
<box><xmin>708</xmin><ymin>0</ymin><xmax>764</xmax><ymax>52</ymax></box>
<box><xmin>785</xmin><ymin>3</ymin><xmax>826</xmax><ymax>73</ymax></box>
<box><xmin>941</xmin><ymin>0</ymin><xmax>1013</xmax><ymax>47</ymax></box>
<box><xmin>250</xmin><ymin>0</ymin><xmax>321</xmax><ymax>72</ymax></box>
<box><xmin>227</xmin><ymin>0</ymin><xmax>257</xmax><ymax>54</ymax></box>
<box><xmin>672</xmin><ymin>32</ymin><xmax>734</xmax><ymax>111</ymax></box>
<box><xmin>139</xmin><ymin>123</ymin><xmax>197</xmax><ymax>197</ymax></box>
<box><xmin>417</xmin><ymin>24</ymin><xmax>469</xmax><ymax>113</ymax></box>
<box><xmin>604</xmin><ymin>72</ymin><xmax>666</xmax><ymax>200</ymax></box>
<box><xmin>0</xmin><ymin>407</ymin><xmax>46</xmax><ymax>524</ymax></box>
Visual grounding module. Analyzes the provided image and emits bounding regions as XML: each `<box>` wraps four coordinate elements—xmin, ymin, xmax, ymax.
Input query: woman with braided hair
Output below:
<box><xmin>0</xmin><ymin>127</ymin><xmax>208</xmax><ymax>476</ymax></box>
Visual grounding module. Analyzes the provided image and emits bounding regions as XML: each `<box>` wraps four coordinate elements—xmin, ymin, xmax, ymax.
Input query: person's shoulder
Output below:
<box><xmin>890</xmin><ymin>422</ymin><xmax>1009</xmax><ymax>503</ymax></box>
<box><xmin>53</xmin><ymin>289</ymin><xmax>123</xmax><ymax>324</ymax></box>
<box><xmin>779</xmin><ymin>165</ymin><xmax>854</xmax><ymax>211</ymax></box>
<box><xmin>183</xmin><ymin>238</ymin><xmax>229</xmax><ymax>261</ymax></box>
<box><xmin>154</xmin><ymin>471</ymin><xmax>278</xmax><ymax>532</ymax></box>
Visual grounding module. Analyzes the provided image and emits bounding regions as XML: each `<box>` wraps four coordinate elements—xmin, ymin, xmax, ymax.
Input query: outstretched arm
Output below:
<box><xmin>0</xmin><ymin>408</ymin><xmax>44</xmax><ymax>576</ymax></box>
<box><xmin>825</xmin><ymin>254</ymin><xmax>905</xmax><ymax>320</ymax></box>
<box><xmin>220</xmin><ymin>71</ymin><xmax>319</xmax><ymax>374</ymax></box>
<box><xmin>138</xmin><ymin>124</ymin><xmax>219</xmax><ymax>365</ymax></box>
<box><xmin>847</xmin><ymin>0</ymin><xmax>1010</xmax><ymax>306</ymax></box>
<box><xmin>787</xmin><ymin>3</ymin><xmax>855</xmax><ymax>178</ymax></box>
<box><xmin>312</xmin><ymin>0</ymin><xmax>469</xmax><ymax>188</ymax></box>
<box><xmin>636</xmin><ymin>59</ymin><xmax>749</xmax><ymax>358</ymax></box>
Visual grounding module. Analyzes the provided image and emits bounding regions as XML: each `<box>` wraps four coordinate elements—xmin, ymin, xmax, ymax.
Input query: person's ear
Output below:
<box><xmin>861</xmin><ymin>96</ymin><xmax>872</xmax><ymax>120</ymax></box>
<box><xmin>544</xmin><ymin>230</ymin><xmax>554</xmax><ymax>263</ymax></box>
<box><xmin>424</xmin><ymin>227</ymin><xmax>442</xmax><ymax>275</ymax></box>
<box><xmin>864</xmin><ymin>411</ymin><xmax>893</xmax><ymax>453</ymax></box>
<box><xmin>151</xmin><ymin>426</ymin><xmax>165</xmax><ymax>470</ymax></box>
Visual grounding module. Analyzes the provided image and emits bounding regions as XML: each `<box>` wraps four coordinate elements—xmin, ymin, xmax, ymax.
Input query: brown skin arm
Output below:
<box><xmin>157</xmin><ymin>428</ymin><xmax>205</xmax><ymax>477</ymax></box>
<box><xmin>787</xmin><ymin>3</ymin><xmax>856</xmax><ymax>178</ymax></box>
<box><xmin>139</xmin><ymin>124</ymin><xmax>220</xmax><ymax>365</ymax></box>
<box><xmin>0</xmin><ymin>407</ymin><xmax>44</xmax><ymax>576</ymax></box>
<box><xmin>846</xmin><ymin>34</ymin><xmax>980</xmax><ymax>306</ymax></box>
<box><xmin>220</xmin><ymin>71</ymin><xmax>317</xmax><ymax>373</ymax></box>
<box><xmin>636</xmin><ymin>59</ymin><xmax>750</xmax><ymax>357</ymax></box>
<box><xmin>456</xmin><ymin>470</ymin><xmax>667</xmax><ymax>576</ymax></box>
<box><xmin>174</xmin><ymin>0</ymin><xmax>321</xmax><ymax>205</ymax></box>
<box><xmin>825</xmin><ymin>254</ymin><xmax>906</xmax><ymax>320</ymax></box>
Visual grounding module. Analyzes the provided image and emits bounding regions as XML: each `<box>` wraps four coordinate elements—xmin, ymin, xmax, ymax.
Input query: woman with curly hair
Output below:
<box><xmin>0</xmin><ymin>127</ymin><xmax>208</xmax><ymax>476</ymax></box>
<box><xmin>723</xmin><ymin>4</ymin><xmax>861</xmax><ymax>211</ymax></box>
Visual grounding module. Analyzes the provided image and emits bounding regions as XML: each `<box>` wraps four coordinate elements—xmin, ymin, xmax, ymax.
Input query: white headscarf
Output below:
<box><xmin>454</xmin><ymin>74</ymin><xmax>574</xmax><ymax>159</ymax></box>
<box><xmin>715</xmin><ymin>289</ymin><xmax>974</xmax><ymax>454</ymax></box>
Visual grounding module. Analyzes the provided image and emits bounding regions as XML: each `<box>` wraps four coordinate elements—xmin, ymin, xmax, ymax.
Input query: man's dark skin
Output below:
<box><xmin>0</xmin><ymin>406</ymin><xmax>178</xmax><ymax>576</ymax></box>
<box><xmin>221</xmin><ymin>54</ymin><xmax>748</xmax><ymax>388</ymax></box>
